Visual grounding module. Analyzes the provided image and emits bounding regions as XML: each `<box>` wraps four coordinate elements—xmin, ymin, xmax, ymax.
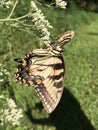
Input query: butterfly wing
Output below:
<box><xmin>32</xmin><ymin>55</ymin><xmax>65</xmax><ymax>113</ymax></box>
<box><xmin>15</xmin><ymin>54</ymin><xmax>65</xmax><ymax>113</ymax></box>
<box><xmin>56</xmin><ymin>30</ymin><xmax>74</xmax><ymax>44</ymax></box>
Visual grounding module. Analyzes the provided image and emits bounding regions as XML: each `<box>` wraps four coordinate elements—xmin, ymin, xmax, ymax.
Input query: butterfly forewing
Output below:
<box><xmin>33</xmin><ymin>55</ymin><xmax>65</xmax><ymax>113</ymax></box>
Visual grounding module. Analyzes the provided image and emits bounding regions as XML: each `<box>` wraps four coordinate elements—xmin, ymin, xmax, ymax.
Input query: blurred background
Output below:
<box><xmin>0</xmin><ymin>0</ymin><xmax>98</xmax><ymax>130</ymax></box>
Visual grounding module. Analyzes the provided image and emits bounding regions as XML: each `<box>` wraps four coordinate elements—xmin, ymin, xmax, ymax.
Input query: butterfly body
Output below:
<box><xmin>14</xmin><ymin>30</ymin><xmax>74</xmax><ymax>113</ymax></box>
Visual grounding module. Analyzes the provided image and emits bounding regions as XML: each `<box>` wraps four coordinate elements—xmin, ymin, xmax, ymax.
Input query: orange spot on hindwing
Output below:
<box><xmin>36</xmin><ymin>79</ymin><xmax>42</xmax><ymax>84</ymax></box>
<box><xmin>29</xmin><ymin>71</ymin><xmax>33</xmax><ymax>76</ymax></box>
<box><xmin>22</xmin><ymin>79</ymin><xmax>26</xmax><ymax>84</ymax></box>
<box><xmin>22</xmin><ymin>59</ymin><xmax>27</xmax><ymax>66</ymax></box>
<box><xmin>29</xmin><ymin>80</ymin><xmax>33</xmax><ymax>86</ymax></box>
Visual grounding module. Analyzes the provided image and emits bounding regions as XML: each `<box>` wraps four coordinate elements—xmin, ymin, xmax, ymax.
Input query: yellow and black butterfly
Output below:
<box><xmin>14</xmin><ymin>30</ymin><xmax>74</xmax><ymax>113</ymax></box>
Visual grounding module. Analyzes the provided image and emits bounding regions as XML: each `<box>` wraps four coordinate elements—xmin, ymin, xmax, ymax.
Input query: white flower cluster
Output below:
<box><xmin>0</xmin><ymin>63</ymin><xmax>9</xmax><ymax>82</ymax></box>
<box><xmin>30</xmin><ymin>1</ymin><xmax>53</xmax><ymax>44</ymax></box>
<box><xmin>0</xmin><ymin>0</ymin><xmax>13</xmax><ymax>9</ymax></box>
<box><xmin>0</xmin><ymin>96</ymin><xmax>23</xmax><ymax>126</ymax></box>
<box><xmin>55</xmin><ymin>0</ymin><xmax>67</xmax><ymax>9</ymax></box>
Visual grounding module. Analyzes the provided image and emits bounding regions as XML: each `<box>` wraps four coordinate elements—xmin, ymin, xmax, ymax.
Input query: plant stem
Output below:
<box><xmin>0</xmin><ymin>13</ymin><xmax>29</xmax><ymax>22</ymax></box>
<box><xmin>7</xmin><ymin>0</ymin><xmax>18</xmax><ymax>19</ymax></box>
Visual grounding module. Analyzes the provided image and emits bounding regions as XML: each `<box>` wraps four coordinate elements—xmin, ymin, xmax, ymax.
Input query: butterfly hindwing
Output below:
<box><xmin>15</xmin><ymin>54</ymin><xmax>65</xmax><ymax>113</ymax></box>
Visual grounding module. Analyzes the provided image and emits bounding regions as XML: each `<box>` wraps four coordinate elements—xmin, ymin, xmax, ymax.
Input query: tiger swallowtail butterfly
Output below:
<box><xmin>14</xmin><ymin>30</ymin><xmax>74</xmax><ymax>113</ymax></box>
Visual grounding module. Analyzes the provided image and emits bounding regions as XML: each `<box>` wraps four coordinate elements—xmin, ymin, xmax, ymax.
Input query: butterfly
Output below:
<box><xmin>14</xmin><ymin>30</ymin><xmax>74</xmax><ymax>113</ymax></box>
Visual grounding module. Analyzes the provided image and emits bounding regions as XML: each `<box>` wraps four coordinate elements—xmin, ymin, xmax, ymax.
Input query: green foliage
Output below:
<box><xmin>0</xmin><ymin>1</ymin><xmax>98</xmax><ymax>130</ymax></box>
<box><xmin>74</xmin><ymin>0</ymin><xmax>98</xmax><ymax>12</ymax></box>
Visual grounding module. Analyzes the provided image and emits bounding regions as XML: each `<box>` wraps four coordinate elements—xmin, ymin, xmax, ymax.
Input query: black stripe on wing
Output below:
<box><xmin>34</xmin><ymin>55</ymin><xmax>65</xmax><ymax>113</ymax></box>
